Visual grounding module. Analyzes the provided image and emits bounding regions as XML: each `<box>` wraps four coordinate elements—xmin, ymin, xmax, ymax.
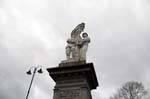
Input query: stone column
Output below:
<box><xmin>47</xmin><ymin>63</ymin><xmax>99</xmax><ymax>99</ymax></box>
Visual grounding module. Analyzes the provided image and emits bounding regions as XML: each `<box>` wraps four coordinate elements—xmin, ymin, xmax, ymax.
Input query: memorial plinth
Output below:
<box><xmin>47</xmin><ymin>63</ymin><xmax>98</xmax><ymax>99</ymax></box>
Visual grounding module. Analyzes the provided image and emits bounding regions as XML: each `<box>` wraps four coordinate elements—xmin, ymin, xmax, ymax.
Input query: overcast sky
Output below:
<box><xmin>0</xmin><ymin>0</ymin><xmax>150</xmax><ymax>99</ymax></box>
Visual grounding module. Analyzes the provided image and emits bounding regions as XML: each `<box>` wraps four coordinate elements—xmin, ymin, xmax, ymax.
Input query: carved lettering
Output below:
<box><xmin>59</xmin><ymin>89</ymin><xmax>80</xmax><ymax>99</ymax></box>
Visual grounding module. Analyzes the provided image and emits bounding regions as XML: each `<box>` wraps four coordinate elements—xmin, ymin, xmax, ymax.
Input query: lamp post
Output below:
<box><xmin>26</xmin><ymin>66</ymin><xmax>43</xmax><ymax>99</ymax></box>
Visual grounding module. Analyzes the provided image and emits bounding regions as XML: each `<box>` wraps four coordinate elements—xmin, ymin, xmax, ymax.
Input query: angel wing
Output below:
<box><xmin>71</xmin><ymin>23</ymin><xmax>85</xmax><ymax>37</ymax></box>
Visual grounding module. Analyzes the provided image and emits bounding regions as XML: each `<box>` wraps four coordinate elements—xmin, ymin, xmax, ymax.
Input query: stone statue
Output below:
<box><xmin>66</xmin><ymin>33</ymin><xmax>76</xmax><ymax>60</ymax></box>
<box><xmin>79</xmin><ymin>32</ymin><xmax>90</xmax><ymax>61</ymax></box>
<box><xmin>65</xmin><ymin>23</ymin><xmax>90</xmax><ymax>62</ymax></box>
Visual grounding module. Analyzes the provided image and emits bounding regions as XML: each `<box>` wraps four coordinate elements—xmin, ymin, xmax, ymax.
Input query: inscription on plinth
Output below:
<box><xmin>60</xmin><ymin>88</ymin><xmax>80</xmax><ymax>99</ymax></box>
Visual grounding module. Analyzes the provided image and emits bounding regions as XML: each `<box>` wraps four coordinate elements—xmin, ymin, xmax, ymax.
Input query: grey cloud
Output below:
<box><xmin>0</xmin><ymin>0</ymin><xmax>150</xmax><ymax>99</ymax></box>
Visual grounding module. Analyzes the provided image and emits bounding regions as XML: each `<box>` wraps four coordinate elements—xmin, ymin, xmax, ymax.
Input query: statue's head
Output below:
<box><xmin>82</xmin><ymin>32</ymin><xmax>88</xmax><ymax>38</ymax></box>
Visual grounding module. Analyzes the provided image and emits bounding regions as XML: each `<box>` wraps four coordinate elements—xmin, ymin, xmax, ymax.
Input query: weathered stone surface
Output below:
<box><xmin>59</xmin><ymin>60</ymin><xmax>86</xmax><ymax>67</ymax></box>
<box><xmin>65</xmin><ymin>23</ymin><xmax>91</xmax><ymax>62</ymax></box>
<box><xmin>47</xmin><ymin>63</ymin><xmax>99</xmax><ymax>99</ymax></box>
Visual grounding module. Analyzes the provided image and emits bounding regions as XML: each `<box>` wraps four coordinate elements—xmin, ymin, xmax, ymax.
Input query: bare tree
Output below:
<box><xmin>110</xmin><ymin>81</ymin><xmax>148</xmax><ymax>99</ymax></box>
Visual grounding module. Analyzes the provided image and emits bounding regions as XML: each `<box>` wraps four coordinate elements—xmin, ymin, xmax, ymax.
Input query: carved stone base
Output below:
<box><xmin>59</xmin><ymin>60</ymin><xmax>86</xmax><ymax>67</ymax></box>
<box><xmin>47</xmin><ymin>63</ymin><xmax>99</xmax><ymax>99</ymax></box>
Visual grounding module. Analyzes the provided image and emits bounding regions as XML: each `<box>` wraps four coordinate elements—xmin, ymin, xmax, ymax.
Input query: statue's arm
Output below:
<box><xmin>67</xmin><ymin>39</ymin><xmax>76</xmax><ymax>44</ymax></box>
<box><xmin>81</xmin><ymin>37</ymin><xmax>90</xmax><ymax>44</ymax></box>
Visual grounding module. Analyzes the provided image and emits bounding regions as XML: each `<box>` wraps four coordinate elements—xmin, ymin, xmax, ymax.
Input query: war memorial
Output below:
<box><xmin>47</xmin><ymin>23</ymin><xmax>99</xmax><ymax>99</ymax></box>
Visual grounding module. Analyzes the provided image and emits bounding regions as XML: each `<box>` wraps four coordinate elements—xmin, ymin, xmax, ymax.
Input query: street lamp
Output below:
<box><xmin>26</xmin><ymin>66</ymin><xmax>43</xmax><ymax>99</ymax></box>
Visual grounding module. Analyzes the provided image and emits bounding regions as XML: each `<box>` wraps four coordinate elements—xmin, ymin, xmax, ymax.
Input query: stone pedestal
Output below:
<box><xmin>47</xmin><ymin>63</ymin><xmax>99</xmax><ymax>99</ymax></box>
